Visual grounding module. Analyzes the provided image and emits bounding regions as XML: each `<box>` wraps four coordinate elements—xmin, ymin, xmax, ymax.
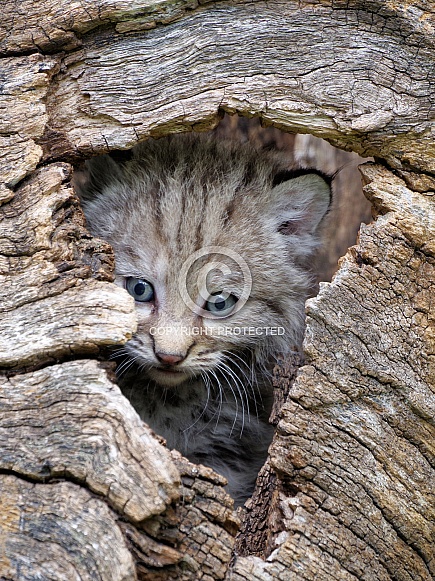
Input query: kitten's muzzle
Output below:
<box><xmin>155</xmin><ymin>352</ymin><xmax>185</xmax><ymax>366</ymax></box>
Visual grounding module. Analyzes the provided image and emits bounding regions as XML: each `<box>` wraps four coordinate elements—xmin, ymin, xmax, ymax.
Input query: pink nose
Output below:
<box><xmin>155</xmin><ymin>352</ymin><xmax>185</xmax><ymax>366</ymax></box>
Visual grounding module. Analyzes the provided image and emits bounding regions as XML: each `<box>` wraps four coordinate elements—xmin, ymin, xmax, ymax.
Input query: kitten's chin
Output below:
<box><xmin>147</xmin><ymin>367</ymin><xmax>191</xmax><ymax>387</ymax></box>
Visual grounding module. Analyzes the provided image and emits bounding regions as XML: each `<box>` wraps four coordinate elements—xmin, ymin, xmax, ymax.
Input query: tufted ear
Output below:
<box><xmin>270</xmin><ymin>170</ymin><xmax>332</xmax><ymax>236</ymax></box>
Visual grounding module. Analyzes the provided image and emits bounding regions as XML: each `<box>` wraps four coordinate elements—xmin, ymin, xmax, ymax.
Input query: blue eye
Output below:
<box><xmin>205</xmin><ymin>293</ymin><xmax>238</xmax><ymax>317</ymax></box>
<box><xmin>125</xmin><ymin>277</ymin><xmax>154</xmax><ymax>302</ymax></box>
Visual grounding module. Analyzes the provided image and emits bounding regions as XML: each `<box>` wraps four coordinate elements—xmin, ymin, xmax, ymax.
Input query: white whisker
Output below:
<box><xmin>214</xmin><ymin>361</ymin><xmax>247</xmax><ymax>436</ymax></box>
<box><xmin>220</xmin><ymin>352</ymin><xmax>262</xmax><ymax>419</ymax></box>
<box><xmin>109</xmin><ymin>347</ymin><xmax>129</xmax><ymax>360</ymax></box>
<box><xmin>209</xmin><ymin>367</ymin><xmax>240</xmax><ymax>435</ymax></box>
<box><xmin>182</xmin><ymin>372</ymin><xmax>212</xmax><ymax>434</ymax></box>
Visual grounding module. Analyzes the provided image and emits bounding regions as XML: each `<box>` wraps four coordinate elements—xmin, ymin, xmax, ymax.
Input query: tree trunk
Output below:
<box><xmin>1</xmin><ymin>1</ymin><xmax>433</xmax><ymax>579</ymax></box>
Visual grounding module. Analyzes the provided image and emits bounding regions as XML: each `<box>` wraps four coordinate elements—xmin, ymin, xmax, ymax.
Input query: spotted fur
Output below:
<box><xmin>77</xmin><ymin>133</ymin><xmax>331</xmax><ymax>505</ymax></box>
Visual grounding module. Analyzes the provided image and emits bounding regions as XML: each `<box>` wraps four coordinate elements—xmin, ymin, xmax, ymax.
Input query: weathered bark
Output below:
<box><xmin>1</xmin><ymin>1</ymin><xmax>434</xmax><ymax>579</ymax></box>
<box><xmin>230</xmin><ymin>164</ymin><xmax>435</xmax><ymax>580</ymax></box>
<box><xmin>0</xmin><ymin>361</ymin><xmax>238</xmax><ymax>579</ymax></box>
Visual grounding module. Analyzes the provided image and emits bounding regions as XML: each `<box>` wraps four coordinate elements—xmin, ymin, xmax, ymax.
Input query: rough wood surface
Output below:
<box><xmin>1</xmin><ymin>0</ymin><xmax>434</xmax><ymax>579</ymax></box>
<box><xmin>0</xmin><ymin>475</ymin><xmax>137</xmax><ymax>581</ymax></box>
<box><xmin>36</xmin><ymin>2</ymin><xmax>435</xmax><ymax>174</ymax></box>
<box><xmin>0</xmin><ymin>360</ymin><xmax>180</xmax><ymax>521</ymax></box>
<box><xmin>0</xmin><ymin>362</ymin><xmax>237</xmax><ymax>579</ymax></box>
<box><xmin>0</xmin><ymin>162</ymin><xmax>137</xmax><ymax>368</ymax></box>
<box><xmin>0</xmin><ymin>0</ymin><xmax>218</xmax><ymax>55</ymax></box>
<box><xmin>0</xmin><ymin>55</ymin><xmax>59</xmax><ymax>202</ymax></box>
<box><xmin>228</xmin><ymin>166</ymin><xmax>435</xmax><ymax>580</ymax></box>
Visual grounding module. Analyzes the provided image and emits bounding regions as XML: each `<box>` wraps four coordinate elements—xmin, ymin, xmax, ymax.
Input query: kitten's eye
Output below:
<box><xmin>125</xmin><ymin>277</ymin><xmax>154</xmax><ymax>302</ymax></box>
<box><xmin>205</xmin><ymin>293</ymin><xmax>238</xmax><ymax>317</ymax></box>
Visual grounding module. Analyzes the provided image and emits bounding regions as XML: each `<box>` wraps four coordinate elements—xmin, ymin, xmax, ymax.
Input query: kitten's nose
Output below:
<box><xmin>155</xmin><ymin>352</ymin><xmax>185</xmax><ymax>366</ymax></box>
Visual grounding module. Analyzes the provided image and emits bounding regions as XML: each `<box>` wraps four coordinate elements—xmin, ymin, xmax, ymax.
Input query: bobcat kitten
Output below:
<box><xmin>77</xmin><ymin>133</ymin><xmax>331</xmax><ymax>505</ymax></box>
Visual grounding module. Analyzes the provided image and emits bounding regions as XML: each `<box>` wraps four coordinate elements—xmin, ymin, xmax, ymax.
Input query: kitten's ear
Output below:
<box><xmin>73</xmin><ymin>154</ymin><xmax>124</xmax><ymax>202</ymax></box>
<box><xmin>270</xmin><ymin>170</ymin><xmax>332</xmax><ymax>236</ymax></box>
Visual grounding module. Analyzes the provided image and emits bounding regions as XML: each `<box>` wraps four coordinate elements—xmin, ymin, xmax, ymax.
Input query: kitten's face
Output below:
<box><xmin>77</xmin><ymin>134</ymin><xmax>331</xmax><ymax>388</ymax></box>
<box><xmin>112</xmin><ymin>236</ymin><xmax>294</xmax><ymax>388</ymax></box>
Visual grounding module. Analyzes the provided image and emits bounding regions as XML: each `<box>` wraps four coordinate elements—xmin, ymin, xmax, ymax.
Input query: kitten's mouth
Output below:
<box><xmin>147</xmin><ymin>367</ymin><xmax>190</xmax><ymax>387</ymax></box>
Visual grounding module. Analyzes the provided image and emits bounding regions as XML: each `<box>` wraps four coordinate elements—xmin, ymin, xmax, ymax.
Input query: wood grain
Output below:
<box><xmin>1</xmin><ymin>0</ymin><xmax>434</xmax><ymax>578</ymax></box>
<box><xmin>229</xmin><ymin>166</ymin><xmax>435</xmax><ymax>579</ymax></box>
<box><xmin>37</xmin><ymin>2</ymin><xmax>435</xmax><ymax>174</ymax></box>
<box><xmin>0</xmin><ymin>475</ymin><xmax>137</xmax><ymax>581</ymax></box>
<box><xmin>0</xmin><ymin>360</ymin><xmax>180</xmax><ymax>521</ymax></box>
<box><xmin>0</xmin><ymin>162</ymin><xmax>136</xmax><ymax>368</ymax></box>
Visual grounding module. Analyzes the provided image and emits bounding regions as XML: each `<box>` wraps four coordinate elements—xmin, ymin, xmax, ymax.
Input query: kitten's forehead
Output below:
<box><xmin>114</xmin><ymin>241</ymin><xmax>163</xmax><ymax>279</ymax></box>
<box><xmin>84</xmin><ymin>133</ymin><xmax>322</xmax><ymax>300</ymax></box>
<box><xmin>153</xmin><ymin>188</ymin><xmax>253</xmax><ymax>255</ymax></box>
<box><xmin>114</xmin><ymin>189</ymin><xmax>275</xmax><ymax>297</ymax></box>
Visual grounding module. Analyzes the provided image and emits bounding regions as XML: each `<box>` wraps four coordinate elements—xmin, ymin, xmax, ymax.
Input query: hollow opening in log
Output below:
<box><xmin>215</xmin><ymin>115</ymin><xmax>373</xmax><ymax>285</ymax></box>
<box><xmin>72</xmin><ymin>113</ymin><xmax>372</xmax><ymax>509</ymax></box>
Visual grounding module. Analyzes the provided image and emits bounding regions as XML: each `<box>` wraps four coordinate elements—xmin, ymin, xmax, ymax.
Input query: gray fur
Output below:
<box><xmin>76</xmin><ymin>133</ymin><xmax>331</xmax><ymax>506</ymax></box>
